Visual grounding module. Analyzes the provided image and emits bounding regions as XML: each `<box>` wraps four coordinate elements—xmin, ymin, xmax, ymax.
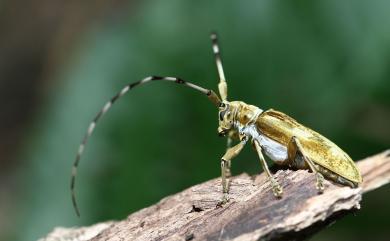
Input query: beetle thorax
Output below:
<box><xmin>234</xmin><ymin>102</ymin><xmax>263</xmax><ymax>128</ymax></box>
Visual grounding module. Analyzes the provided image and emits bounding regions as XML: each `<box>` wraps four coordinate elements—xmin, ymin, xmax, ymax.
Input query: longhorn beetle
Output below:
<box><xmin>71</xmin><ymin>33</ymin><xmax>362</xmax><ymax>216</ymax></box>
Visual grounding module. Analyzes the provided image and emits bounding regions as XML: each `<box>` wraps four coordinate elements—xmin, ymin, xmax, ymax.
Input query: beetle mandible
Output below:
<box><xmin>70</xmin><ymin>33</ymin><xmax>362</xmax><ymax>216</ymax></box>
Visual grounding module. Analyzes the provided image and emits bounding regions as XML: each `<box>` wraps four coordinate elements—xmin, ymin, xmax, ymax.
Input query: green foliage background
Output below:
<box><xmin>12</xmin><ymin>1</ymin><xmax>390</xmax><ymax>240</ymax></box>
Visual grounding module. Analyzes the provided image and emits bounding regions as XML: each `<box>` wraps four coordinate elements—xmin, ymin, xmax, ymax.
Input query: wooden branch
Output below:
<box><xmin>39</xmin><ymin>150</ymin><xmax>390</xmax><ymax>241</ymax></box>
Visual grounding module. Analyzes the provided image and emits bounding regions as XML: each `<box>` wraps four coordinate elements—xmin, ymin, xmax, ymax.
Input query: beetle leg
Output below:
<box><xmin>219</xmin><ymin>139</ymin><xmax>246</xmax><ymax>204</ymax></box>
<box><xmin>253</xmin><ymin>140</ymin><xmax>283</xmax><ymax>198</ymax></box>
<box><xmin>288</xmin><ymin>136</ymin><xmax>325</xmax><ymax>193</ymax></box>
<box><xmin>225</xmin><ymin>136</ymin><xmax>233</xmax><ymax>178</ymax></box>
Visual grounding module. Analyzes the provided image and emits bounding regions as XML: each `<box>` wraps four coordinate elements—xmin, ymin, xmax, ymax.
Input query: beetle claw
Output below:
<box><xmin>270</xmin><ymin>178</ymin><xmax>283</xmax><ymax>198</ymax></box>
<box><xmin>217</xmin><ymin>193</ymin><xmax>230</xmax><ymax>207</ymax></box>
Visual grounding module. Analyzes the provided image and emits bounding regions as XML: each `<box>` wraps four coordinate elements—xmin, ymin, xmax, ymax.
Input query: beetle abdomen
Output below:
<box><xmin>240</xmin><ymin>124</ymin><xmax>288</xmax><ymax>162</ymax></box>
<box><xmin>256</xmin><ymin>109</ymin><xmax>362</xmax><ymax>184</ymax></box>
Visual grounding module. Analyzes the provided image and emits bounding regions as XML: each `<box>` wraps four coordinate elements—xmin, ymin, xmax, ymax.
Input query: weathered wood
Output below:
<box><xmin>39</xmin><ymin>150</ymin><xmax>390</xmax><ymax>241</ymax></box>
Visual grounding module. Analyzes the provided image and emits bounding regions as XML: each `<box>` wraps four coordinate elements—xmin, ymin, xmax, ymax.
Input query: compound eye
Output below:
<box><xmin>219</xmin><ymin>111</ymin><xmax>224</xmax><ymax>121</ymax></box>
<box><xmin>219</xmin><ymin>107</ymin><xmax>229</xmax><ymax>121</ymax></box>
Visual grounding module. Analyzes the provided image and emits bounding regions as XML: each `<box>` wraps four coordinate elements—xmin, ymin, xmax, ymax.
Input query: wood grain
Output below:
<box><xmin>39</xmin><ymin>150</ymin><xmax>390</xmax><ymax>241</ymax></box>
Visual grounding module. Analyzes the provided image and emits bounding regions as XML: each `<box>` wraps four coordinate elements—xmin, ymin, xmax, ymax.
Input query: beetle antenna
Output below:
<box><xmin>71</xmin><ymin>76</ymin><xmax>220</xmax><ymax>216</ymax></box>
<box><xmin>210</xmin><ymin>32</ymin><xmax>228</xmax><ymax>101</ymax></box>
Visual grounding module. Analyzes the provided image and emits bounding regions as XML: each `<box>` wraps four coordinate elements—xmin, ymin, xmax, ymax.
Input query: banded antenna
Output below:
<box><xmin>210</xmin><ymin>32</ymin><xmax>228</xmax><ymax>101</ymax></box>
<box><xmin>71</xmin><ymin>76</ymin><xmax>220</xmax><ymax>216</ymax></box>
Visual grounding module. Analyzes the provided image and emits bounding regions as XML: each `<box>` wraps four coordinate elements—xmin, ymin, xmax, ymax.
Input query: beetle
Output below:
<box><xmin>71</xmin><ymin>32</ymin><xmax>362</xmax><ymax>216</ymax></box>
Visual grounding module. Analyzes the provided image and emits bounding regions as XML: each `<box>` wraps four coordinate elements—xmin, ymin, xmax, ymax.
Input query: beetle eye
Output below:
<box><xmin>219</xmin><ymin>109</ymin><xmax>229</xmax><ymax>121</ymax></box>
<box><xmin>219</xmin><ymin>111</ymin><xmax>224</xmax><ymax>121</ymax></box>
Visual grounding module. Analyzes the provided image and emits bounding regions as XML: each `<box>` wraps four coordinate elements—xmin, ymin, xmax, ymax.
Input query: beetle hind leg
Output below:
<box><xmin>315</xmin><ymin>164</ymin><xmax>358</xmax><ymax>188</ymax></box>
<box><xmin>288</xmin><ymin>136</ymin><xmax>325</xmax><ymax>193</ymax></box>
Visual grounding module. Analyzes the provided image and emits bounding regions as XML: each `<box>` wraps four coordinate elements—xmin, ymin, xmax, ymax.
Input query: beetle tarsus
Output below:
<box><xmin>315</xmin><ymin>172</ymin><xmax>325</xmax><ymax>193</ymax></box>
<box><xmin>222</xmin><ymin>193</ymin><xmax>230</xmax><ymax>203</ymax></box>
<box><xmin>217</xmin><ymin>193</ymin><xmax>230</xmax><ymax>207</ymax></box>
<box><xmin>270</xmin><ymin>177</ymin><xmax>283</xmax><ymax>198</ymax></box>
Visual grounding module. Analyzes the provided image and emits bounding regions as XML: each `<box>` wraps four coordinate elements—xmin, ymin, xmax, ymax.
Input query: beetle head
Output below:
<box><xmin>218</xmin><ymin>101</ymin><xmax>263</xmax><ymax>137</ymax></box>
<box><xmin>217</xmin><ymin>101</ymin><xmax>236</xmax><ymax>136</ymax></box>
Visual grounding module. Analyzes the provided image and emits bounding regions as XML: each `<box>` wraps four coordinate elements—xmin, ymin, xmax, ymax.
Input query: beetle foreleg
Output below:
<box><xmin>219</xmin><ymin>139</ymin><xmax>246</xmax><ymax>204</ymax></box>
<box><xmin>288</xmin><ymin>136</ymin><xmax>325</xmax><ymax>193</ymax></box>
<box><xmin>225</xmin><ymin>136</ymin><xmax>233</xmax><ymax>178</ymax></box>
<box><xmin>253</xmin><ymin>140</ymin><xmax>283</xmax><ymax>198</ymax></box>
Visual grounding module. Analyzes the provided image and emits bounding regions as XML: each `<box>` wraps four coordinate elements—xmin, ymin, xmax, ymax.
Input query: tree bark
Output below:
<box><xmin>39</xmin><ymin>150</ymin><xmax>390</xmax><ymax>241</ymax></box>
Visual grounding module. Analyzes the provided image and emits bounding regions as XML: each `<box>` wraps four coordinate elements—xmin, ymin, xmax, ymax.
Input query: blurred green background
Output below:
<box><xmin>1</xmin><ymin>0</ymin><xmax>389</xmax><ymax>240</ymax></box>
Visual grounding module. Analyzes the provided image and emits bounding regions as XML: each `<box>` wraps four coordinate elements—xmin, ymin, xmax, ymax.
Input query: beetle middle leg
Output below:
<box><xmin>253</xmin><ymin>140</ymin><xmax>283</xmax><ymax>198</ymax></box>
<box><xmin>219</xmin><ymin>139</ymin><xmax>246</xmax><ymax>204</ymax></box>
<box><xmin>287</xmin><ymin>136</ymin><xmax>325</xmax><ymax>193</ymax></box>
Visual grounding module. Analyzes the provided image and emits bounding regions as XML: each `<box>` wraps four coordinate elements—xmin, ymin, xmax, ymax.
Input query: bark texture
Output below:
<box><xmin>40</xmin><ymin>150</ymin><xmax>390</xmax><ymax>241</ymax></box>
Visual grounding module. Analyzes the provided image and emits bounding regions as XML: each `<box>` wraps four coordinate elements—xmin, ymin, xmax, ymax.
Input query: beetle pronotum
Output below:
<box><xmin>71</xmin><ymin>33</ymin><xmax>362</xmax><ymax>216</ymax></box>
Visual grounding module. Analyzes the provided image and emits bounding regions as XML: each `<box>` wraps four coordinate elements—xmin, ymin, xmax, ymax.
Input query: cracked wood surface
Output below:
<box><xmin>39</xmin><ymin>150</ymin><xmax>390</xmax><ymax>241</ymax></box>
